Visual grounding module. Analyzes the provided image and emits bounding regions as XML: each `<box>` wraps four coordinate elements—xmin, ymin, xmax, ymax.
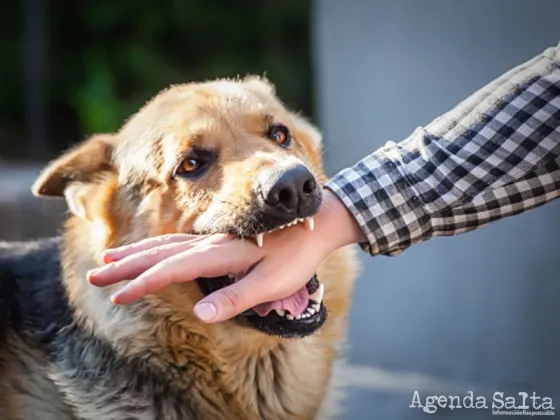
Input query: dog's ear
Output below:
<box><xmin>242</xmin><ymin>75</ymin><xmax>276</xmax><ymax>96</ymax></box>
<box><xmin>32</xmin><ymin>134</ymin><xmax>117</xmax><ymax>219</ymax></box>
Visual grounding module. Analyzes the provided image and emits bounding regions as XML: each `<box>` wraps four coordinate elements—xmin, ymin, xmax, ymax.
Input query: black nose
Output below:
<box><xmin>257</xmin><ymin>165</ymin><xmax>319</xmax><ymax>216</ymax></box>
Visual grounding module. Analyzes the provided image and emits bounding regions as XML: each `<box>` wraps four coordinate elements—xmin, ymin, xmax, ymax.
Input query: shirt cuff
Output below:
<box><xmin>324</xmin><ymin>144</ymin><xmax>433</xmax><ymax>257</ymax></box>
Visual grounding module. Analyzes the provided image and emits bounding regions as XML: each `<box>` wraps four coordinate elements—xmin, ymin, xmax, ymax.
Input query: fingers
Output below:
<box><xmin>101</xmin><ymin>233</ymin><xmax>203</xmax><ymax>263</ymax></box>
<box><xmin>193</xmin><ymin>262</ymin><xmax>312</xmax><ymax>323</ymax></box>
<box><xmin>110</xmin><ymin>239</ymin><xmax>261</xmax><ymax>305</ymax></box>
<box><xmin>88</xmin><ymin>240</ymin><xmax>204</xmax><ymax>287</ymax></box>
<box><xmin>90</xmin><ymin>233</ymin><xmax>233</xmax><ymax>287</ymax></box>
<box><xmin>109</xmin><ymin>250</ymin><xmax>198</xmax><ymax>304</ymax></box>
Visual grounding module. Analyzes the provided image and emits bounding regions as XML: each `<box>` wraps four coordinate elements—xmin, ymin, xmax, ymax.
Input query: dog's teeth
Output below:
<box><xmin>275</xmin><ymin>309</ymin><xmax>286</xmax><ymax>317</ymax></box>
<box><xmin>297</xmin><ymin>218</ymin><xmax>304</xmax><ymax>223</ymax></box>
<box><xmin>312</xmin><ymin>303</ymin><xmax>320</xmax><ymax>312</ymax></box>
<box><xmin>256</xmin><ymin>233</ymin><xmax>264</xmax><ymax>248</ymax></box>
<box><xmin>279</xmin><ymin>225</ymin><xmax>285</xmax><ymax>229</ymax></box>
<box><xmin>295</xmin><ymin>314</ymin><xmax>302</xmax><ymax>320</ymax></box>
<box><xmin>307</xmin><ymin>307</ymin><xmax>316</xmax><ymax>315</ymax></box>
<box><xmin>227</xmin><ymin>274</ymin><xmax>235</xmax><ymax>279</ymax></box>
<box><xmin>304</xmin><ymin>217</ymin><xmax>315</xmax><ymax>231</ymax></box>
<box><xmin>309</xmin><ymin>283</ymin><xmax>324</xmax><ymax>305</ymax></box>
<box><xmin>286</xmin><ymin>314</ymin><xmax>294</xmax><ymax>320</ymax></box>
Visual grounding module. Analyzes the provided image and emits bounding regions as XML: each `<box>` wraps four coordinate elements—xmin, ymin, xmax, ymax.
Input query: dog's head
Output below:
<box><xmin>32</xmin><ymin>77</ymin><xmax>336</xmax><ymax>339</ymax></box>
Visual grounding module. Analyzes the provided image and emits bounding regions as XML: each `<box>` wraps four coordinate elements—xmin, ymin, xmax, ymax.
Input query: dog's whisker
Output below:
<box><xmin>213</xmin><ymin>196</ymin><xmax>251</xmax><ymax>213</ymax></box>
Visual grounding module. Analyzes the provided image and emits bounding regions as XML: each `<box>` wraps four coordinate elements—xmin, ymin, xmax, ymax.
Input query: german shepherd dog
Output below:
<box><xmin>0</xmin><ymin>77</ymin><xmax>358</xmax><ymax>420</ymax></box>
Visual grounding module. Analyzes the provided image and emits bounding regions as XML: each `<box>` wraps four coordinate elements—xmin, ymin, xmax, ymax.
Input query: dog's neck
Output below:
<box><xmin>60</xmin><ymin>216</ymin><xmax>335</xmax><ymax>420</ymax></box>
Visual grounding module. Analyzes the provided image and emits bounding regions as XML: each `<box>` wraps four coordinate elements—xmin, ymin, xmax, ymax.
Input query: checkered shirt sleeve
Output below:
<box><xmin>325</xmin><ymin>43</ymin><xmax>560</xmax><ymax>257</ymax></box>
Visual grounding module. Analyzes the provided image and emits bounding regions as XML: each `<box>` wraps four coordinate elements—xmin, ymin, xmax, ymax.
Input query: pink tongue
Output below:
<box><xmin>252</xmin><ymin>286</ymin><xmax>309</xmax><ymax>317</ymax></box>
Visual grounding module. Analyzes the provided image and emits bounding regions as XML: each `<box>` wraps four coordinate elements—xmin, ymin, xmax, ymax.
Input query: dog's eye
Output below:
<box><xmin>267</xmin><ymin>124</ymin><xmax>291</xmax><ymax>147</ymax></box>
<box><xmin>176</xmin><ymin>158</ymin><xmax>204</xmax><ymax>176</ymax></box>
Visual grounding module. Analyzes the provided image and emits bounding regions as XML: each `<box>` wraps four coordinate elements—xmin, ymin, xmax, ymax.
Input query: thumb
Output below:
<box><xmin>193</xmin><ymin>262</ymin><xmax>313</xmax><ymax>323</ymax></box>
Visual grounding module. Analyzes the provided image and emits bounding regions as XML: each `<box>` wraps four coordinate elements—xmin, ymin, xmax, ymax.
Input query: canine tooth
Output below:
<box><xmin>275</xmin><ymin>309</ymin><xmax>286</xmax><ymax>317</ymax></box>
<box><xmin>256</xmin><ymin>233</ymin><xmax>264</xmax><ymax>248</ymax></box>
<box><xmin>304</xmin><ymin>217</ymin><xmax>315</xmax><ymax>231</ymax></box>
<box><xmin>286</xmin><ymin>314</ymin><xmax>294</xmax><ymax>320</ymax></box>
<box><xmin>309</xmin><ymin>283</ymin><xmax>324</xmax><ymax>305</ymax></box>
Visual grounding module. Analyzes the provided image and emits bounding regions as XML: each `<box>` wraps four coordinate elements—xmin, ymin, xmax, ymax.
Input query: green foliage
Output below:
<box><xmin>0</xmin><ymin>0</ymin><xmax>312</xmax><ymax>160</ymax></box>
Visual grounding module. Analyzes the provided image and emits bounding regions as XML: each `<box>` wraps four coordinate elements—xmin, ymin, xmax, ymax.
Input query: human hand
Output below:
<box><xmin>87</xmin><ymin>189</ymin><xmax>365</xmax><ymax>323</ymax></box>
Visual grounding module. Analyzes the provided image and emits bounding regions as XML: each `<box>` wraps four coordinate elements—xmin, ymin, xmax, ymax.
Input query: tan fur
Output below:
<box><xmin>24</xmin><ymin>76</ymin><xmax>359</xmax><ymax>419</ymax></box>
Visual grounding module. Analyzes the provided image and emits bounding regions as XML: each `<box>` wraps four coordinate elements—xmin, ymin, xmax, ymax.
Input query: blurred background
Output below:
<box><xmin>1</xmin><ymin>0</ymin><xmax>559</xmax><ymax>419</ymax></box>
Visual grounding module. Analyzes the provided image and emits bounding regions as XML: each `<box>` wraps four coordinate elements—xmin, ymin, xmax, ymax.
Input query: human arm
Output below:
<box><xmin>326</xmin><ymin>42</ymin><xmax>560</xmax><ymax>257</ymax></box>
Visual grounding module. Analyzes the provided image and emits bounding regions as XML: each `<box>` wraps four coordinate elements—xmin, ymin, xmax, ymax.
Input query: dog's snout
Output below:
<box><xmin>256</xmin><ymin>165</ymin><xmax>319</xmax><ymax>216</ymax></box>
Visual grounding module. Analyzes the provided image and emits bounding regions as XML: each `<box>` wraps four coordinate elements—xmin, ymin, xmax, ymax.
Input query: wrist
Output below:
<box><xmin>315</xmin><ymin>188</ymin><xmax>366</xmax><ymax>253</ymax></box>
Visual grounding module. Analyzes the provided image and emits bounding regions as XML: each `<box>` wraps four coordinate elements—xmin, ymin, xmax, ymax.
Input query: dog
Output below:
<box><xmin>0</xmin><ymin>76</ymin><xmax>359</xmax><ymax>420</ymax></box>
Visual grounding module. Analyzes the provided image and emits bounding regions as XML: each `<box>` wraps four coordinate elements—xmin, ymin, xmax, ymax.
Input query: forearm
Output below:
<box><xmin>325</xmin><ymin>42</ymin><xmax>560</xmax><ymax>257</ymax></box>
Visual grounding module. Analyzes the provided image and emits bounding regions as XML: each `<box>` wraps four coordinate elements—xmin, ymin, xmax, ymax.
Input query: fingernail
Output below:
<box><xmin>86</xmin><ymin>269</ymin><xmax>98</xmax><ymax>280</ymax></box>
<box><xmin>111</xmin><ymin>283</ymin><xmax>130</xmax><ymax>302</ymax></box>
<box><xmin>194</xmin><ymin>302</ymin><xmax>217</xmax><ymax>322</ymax></box>
<box><xmin>102</xmin><ymin>253</ymin><xmax>114</xmax><ymax>264</ymax></box>
<box><xmin>111</xmin><ymin>292</ymin><xmax>126</xmax><ymax>305</ymax></box>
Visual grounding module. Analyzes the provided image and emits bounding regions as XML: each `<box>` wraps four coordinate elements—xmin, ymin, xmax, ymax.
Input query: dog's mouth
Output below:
<box><xmin>196</xmin><ymin>273</ymin><xmax>326</xmax><ymax>339</ymax></box>
<box><xmin>195</xmin><ymin>215</ymin><xmax>327</xmax><ymax>339</ymax></box>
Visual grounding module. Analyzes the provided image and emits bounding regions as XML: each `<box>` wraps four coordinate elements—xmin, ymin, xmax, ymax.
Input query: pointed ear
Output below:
<box><xmin>32</xmin><ymin>134</ymin><xmax>117</xmax><ymax>219</ymax></box>
<box><xmin>242</xmin><ymin>75</ymin><xmax>276</xmax><ymax>96</ymax></box>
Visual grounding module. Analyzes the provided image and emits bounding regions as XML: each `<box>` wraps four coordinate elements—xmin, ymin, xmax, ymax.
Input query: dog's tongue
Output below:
<box><xmin>252</xmin><ymin>286</ymin><xmax>309</xmax><ymax>317</ymax></box>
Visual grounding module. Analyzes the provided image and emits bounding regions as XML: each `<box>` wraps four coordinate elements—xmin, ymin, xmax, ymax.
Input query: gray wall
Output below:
<box><xmin>314</xmin><ymin>1</ymin><xmax>560</xmax><ymax>418</ymax></box>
